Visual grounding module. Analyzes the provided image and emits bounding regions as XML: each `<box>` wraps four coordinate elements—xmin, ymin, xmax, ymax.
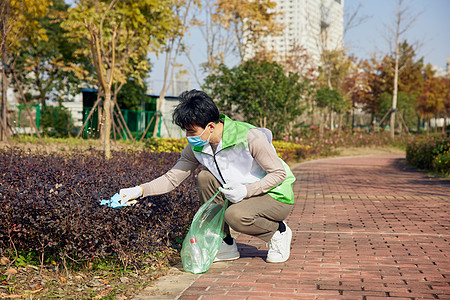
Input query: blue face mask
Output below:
<box><xmin>186</xmin><ymin>125</ymin><xmax>212</xmax><ymax>147</ymax></box>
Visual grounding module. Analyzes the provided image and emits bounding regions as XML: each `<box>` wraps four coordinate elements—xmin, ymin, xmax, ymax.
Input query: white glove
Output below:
<box><xmin>220</xmin><ymin>183</ymin><xmax>247</xmax><ymax>203</ymax></box>
<box><xmin>119</xmin><ymin>186</ymin><xmax>143</xmax><ymax>205</ymax></box>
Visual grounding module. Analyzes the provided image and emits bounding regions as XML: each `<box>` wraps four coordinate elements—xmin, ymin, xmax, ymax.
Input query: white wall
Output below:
<box><xmin>159</xmin><ymin>97</ymin><xmax>184</xmax><ymax>138</ymax></box>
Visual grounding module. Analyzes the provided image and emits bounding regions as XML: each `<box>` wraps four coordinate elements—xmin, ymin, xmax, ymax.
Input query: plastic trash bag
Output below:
<box><xmin>100</xmin><ymin>193</ymin><xmax>136</xmax><ymax>208</ymax></box>
<box><xmin>181</xmin><ymin>190</ymin><xmax>227</xmax><ymax>274</ymax></box>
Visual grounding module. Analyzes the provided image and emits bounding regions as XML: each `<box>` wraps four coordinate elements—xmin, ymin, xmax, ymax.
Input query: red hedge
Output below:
<box><xmin>0</xmin><ymin>149</ymin><xmax>199</xmax><ymax>266</ymax></box>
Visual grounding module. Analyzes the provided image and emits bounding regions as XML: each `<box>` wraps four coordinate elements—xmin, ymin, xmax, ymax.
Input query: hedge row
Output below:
<box><xmin>0</xmin><ymin>149</ymin><xmax>199</xmax><ymax>267</ymax></box>
<box><xmin>406</xmin><ymin>135</ymin><xmax>450</xmax><ymax>174</ymax></box>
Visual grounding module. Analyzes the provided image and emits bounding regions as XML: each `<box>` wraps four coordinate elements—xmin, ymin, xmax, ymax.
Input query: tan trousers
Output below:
<box><xmin>196</xmin><ymin>170</ymin><xmax>293</xmax><ymax>242</ymax></box>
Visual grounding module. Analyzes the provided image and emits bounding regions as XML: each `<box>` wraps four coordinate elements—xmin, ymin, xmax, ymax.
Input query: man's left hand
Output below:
<box><xmin>220</xmin><ymin>183</ymin><xmax>247</xmax><ymax>203</ymax></box>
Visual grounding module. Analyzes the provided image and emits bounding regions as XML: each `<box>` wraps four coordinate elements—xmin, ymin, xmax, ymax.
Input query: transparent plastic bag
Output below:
<box><xmin>181</xmin><ymin>190</ymin><xmax>227</xmax><ymax>274</ymax></box>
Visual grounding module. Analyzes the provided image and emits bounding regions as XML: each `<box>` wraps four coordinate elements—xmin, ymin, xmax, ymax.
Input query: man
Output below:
<box><xmin>119</xmin><ymin>90</ymin><xmax>295</xmax><ymax>263</ymax></box>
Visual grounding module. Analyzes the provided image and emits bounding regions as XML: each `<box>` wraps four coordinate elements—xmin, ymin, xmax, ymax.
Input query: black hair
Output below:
<box><xmin>173</xmin><ymin>89</ymin><xmax>220</xmax><ymax>130</ymax></box>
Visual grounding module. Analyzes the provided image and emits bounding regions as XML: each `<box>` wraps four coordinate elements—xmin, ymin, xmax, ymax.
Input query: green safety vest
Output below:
<box><xmin>192</xmin><ymin>115</ymin><xmax>295</xmax><ymax>204</ymax></box>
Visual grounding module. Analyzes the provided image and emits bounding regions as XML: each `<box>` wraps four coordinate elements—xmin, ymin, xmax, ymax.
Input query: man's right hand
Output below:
<box><xmin>119</xmin><ymin>186</ymin><xmax>143</xmax><ymax>205</ymax></box>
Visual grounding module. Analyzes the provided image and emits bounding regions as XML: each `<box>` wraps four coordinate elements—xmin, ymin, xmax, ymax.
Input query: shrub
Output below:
<box><xmin>142</xmin><ymin>137</ymin><xmax>313</xmax><ymax>163</ymax></box>
<box><xmin>145</xmin><ymin>137</ymin><xmax>188</xmax><ymax>153</ymax></box>
<box><xmin>41</xmin><ymin>106</ymin><xmax>73</xmax><ymax>137</ymax></box>
<box><xmin>272</xmin><ymin>140</ymin><xmax>312</xmax><ymax>162</ymax></box>
<box><xmin>406</xmin><ymin>135</ymin><xmax>450</xmax><ymax>174</ymax></box>
<box><xmin>0</xmin><ymin>149</ymin><xmax>199</xmax><ymax>268</ymax></box>
<box><xmin>434</xmin><ymin>151</ymin><xmax>450</xmax><ymax>175</ymax></box>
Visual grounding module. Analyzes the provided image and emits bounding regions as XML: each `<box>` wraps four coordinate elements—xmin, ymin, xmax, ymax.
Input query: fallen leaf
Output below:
<box><xmin>26</xmin><ymin>265</ymin><xmax>39</xmax><ymax>270</ymax></box>
<box><xmin>0</xmin><ymin>257</ymin><xmax>9</xmax><ymax>265</ymax></box>
<box><xmin>6</xmin><ymin>268</ymin><xmax>17</xmax><ymax>274</ymax></box>
<box><xmin>25</xmin><ymin>287</ymin><xmax>44</xmax><ymax>294</ymax></box>
<box><xmin>59</xmin><ymin>276</ymin><xmax>67</xmax><ymax>283</ymax></box>
<box><xmin>0</xmin><ymin>294</ymin><xmax>23</xmax><ymax>299</ymax></box>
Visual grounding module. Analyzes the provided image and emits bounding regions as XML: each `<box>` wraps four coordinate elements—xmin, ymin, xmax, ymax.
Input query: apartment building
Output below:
<box><xmin>262</xmin><ymin>0</ymin><xmax>344</xmax><ymax>67</ymax></box>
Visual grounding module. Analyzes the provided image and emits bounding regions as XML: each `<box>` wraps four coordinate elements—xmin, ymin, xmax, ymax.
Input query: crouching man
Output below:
<box><xmin>119</xmin><ymin>90</ymin><xmax>295</xmax><ymax>263</ymax></box>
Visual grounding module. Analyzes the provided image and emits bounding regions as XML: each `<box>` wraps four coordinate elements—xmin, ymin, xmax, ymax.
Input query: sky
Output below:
<box><xmin>148</xmin><ymin>0</ymin><xmax>450</xmax><ymax>95</ymax></box>
<box><xmin>344</xmin><ymin>0</ymin><xmax>450</xmax><ymax>70</ymax></box>
<box><xmin>65</xmin><ymin>0</ymin><xmax>450</xmax><ymax>95</ymax></box>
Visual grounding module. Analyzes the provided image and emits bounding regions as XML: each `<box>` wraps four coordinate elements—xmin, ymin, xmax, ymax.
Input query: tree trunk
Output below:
<box><xmin>330</xmin><ymin>111</ymin><xmax>334</xmax><ymax>131</ymax></box>
<box><xmin>445</xmin><ymin>115</ymin><xmax>448</xmax><ymax>133</ymax></box>
<box><xmin>416</xmin><ymin>115</ymin><xmax>421</xmax><ymax>133</ymax></box>
<box><xmin>12</xmin><ymin>70</ymin><xmax>42</xmax><ymax>141</ymax></box>
<box><xmin>319</xmin><ymin>111</ymin><xmax>325</xmax><ymax>135</ymax></box>
<box><xmin>1</xmin><ymin>1</ymin><xmax>9</xmax><ymax>142</ymax></box>
<box><xmin>98</xmin><ymin>106</ymin><xmax>103</xmax><ymax>138</ymax></box>
<box><xmin>390</xmin><ymin>5</ymin><xmax>401</xmax><ymax>142</ymax></box>
<box><xmin>338</xmin><ymin>114</ymin><xmax>342</xmax><ymax>136</ymax></box>
<box><xmin>434</xmin><ymin>112</ymin><xmax>438</xmax><ymax>133</ymax></box>
<box><xmin>104</xmin><ymin>91</ymin><xmax>111</xmax><ymax>159</ymax></box>
<box><xmin>1</xmin><ymin>63</ymin><xmax>8</xmax><ymax>142</ymax></box>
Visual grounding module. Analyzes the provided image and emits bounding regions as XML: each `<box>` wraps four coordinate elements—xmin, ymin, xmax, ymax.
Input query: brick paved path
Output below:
<box><xmin>178</xmin><ymin>154</ymin><xmax>450</xmax><ymax>300</ymax></box>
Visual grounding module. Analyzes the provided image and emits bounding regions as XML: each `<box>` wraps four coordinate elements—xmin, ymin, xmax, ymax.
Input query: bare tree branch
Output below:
<box><xmin>344</xmin><ymin>3</ymin><xmax>370</xmax><ymax>36</ymax></box>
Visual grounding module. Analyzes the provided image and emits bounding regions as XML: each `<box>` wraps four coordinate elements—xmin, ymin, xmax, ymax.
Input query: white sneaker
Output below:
<box><xmin>266</xmin><ymin>222</ymin><xmax>292</xmax><ymax>263</ymax></box>
<box><xmin>213</xmin><ymin>238</ymin><xmax>240</xmax><ymax>262</ymax></box>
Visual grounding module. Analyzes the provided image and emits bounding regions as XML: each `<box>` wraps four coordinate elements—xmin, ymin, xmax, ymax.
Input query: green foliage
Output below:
<box><xmin>315</xmin><ymin>87</ymin><xmax>345</xmax><ymax>113</ymax></box>
<box><xmin>40</xmin><ymin>106</ymin><xmax>73</xmax><ymax>137</ymax></box>
<box><xmin>62</xmin><ymin>0</ymin><xmax>176</xmax><ymax>90</ymax></box>
<box><xmin>406</xmin><ymin>135</ymin><xmax>450</xmax><ymax>174</ymax></box>
<box><xmin>357</xmin><ymin>40</ymin><xmax>426</xmax><ymax>126</ymax></box>
<box><xmin>3</xmin><ymin>0</ymin><xmax>51</xmax><ymax>53</ymax></box>
<box><xmin>378</xmin><ymin>92</ymin><xmax>417</xmax><ymax>128</ymax></box>
<box><xmin>12</xmin><ymin>0</ymin><xmax>87</xmax><ymax>106</ymax></box>
<box><xmin>383</xmin><ymin>41</ymin><xmax>424</xmax><ymax>97</ymax></box>
<box><xmin>434</xmin><ymin>151</ymin><xmax>450</xmax><ymax>175</ymax></box>
<box><xmin>203</xmin><ymin>59</ymin><xmax>311</xmax><ymax>139</ymax></box>
<box><xmin>14</xmin><ymin>251</ymin><xmax>40</xmax><ymax>267</ymax></box>
<box><xmin>117</xmin><ymin>78</ymin><xmax>150</xmax><ymax>111</ymax></box>
<box><xmin>215</xmin><ymin>0</ymin><xmax>282</xmax><ymax>63</ymax></box>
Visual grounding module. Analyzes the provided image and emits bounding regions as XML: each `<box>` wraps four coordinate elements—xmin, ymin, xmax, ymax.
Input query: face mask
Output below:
<box><xmin>186</xmin><ymin>125</ymin><xmax>212</xmax><ymax>147</ymax></box>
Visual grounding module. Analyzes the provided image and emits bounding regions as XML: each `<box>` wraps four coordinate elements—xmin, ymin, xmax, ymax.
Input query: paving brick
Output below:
<box><xmin>138</xmin><ymin>154</ymin><xmax>450</xmax><ymax>299</ymax></box>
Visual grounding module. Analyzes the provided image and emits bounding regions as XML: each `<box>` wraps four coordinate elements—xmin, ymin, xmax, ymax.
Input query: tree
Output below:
<box><xmin>384</xmin><ymin>0</ymin><xmax>421</xmax><ymax>141</ymax></box>
<box><xmin>315</xmin><ymin>87</ymin><xmax>347</xmax><ymax>130</ymax></box>
<box><xmin>12</xmin><ymin>0</ymin><xmax>87</xmax><ymax>107</ymax></box>
<box><xmin>357</xmin><ymin>42</ymin><xmax>423</xmax><ymax>130</ymax></box>
<box><xmin>280</xmin><ymin>43</ymin><xmax>316</xmax><ymax>80</ymax></box>
<box><xmin>215</xmin><ymin>0</ymin><xmax>282</xmax><ymax>64</ymax></box>
<box><xmin>316</xmin><ymin>49</ymin><xmax>357</xmax><ymax>130</ymax></box>
<box><xmin>377</xmin><ymin>42</ymin><xmax>423</xmax><ymax>98</ymax></box>
<box><xmin>203</xmin><ymin>59</ymin><xmax>310</xmax><ymax>139</ymax></box>
<box><xmin>416</xmin><ymin>68</ymin><xmax>447</xmax><ymax>134</ymax></box>
<box><xmin>62</xmin><ymin>0</ymin><xmax>175</xmax><ymax>158</ymax></box>
<box><xmin>195</xmin><ymin>0</ymin><xmax>234</xmax><ymax>78</ymax></box>
<box><xmin>378</xmin><ymin>92</ymin><xmax>416</xmax><ymax>132</ymax></box>
<box><xmin>444</xmin><ymin>78</ymin><xmax>450</xmax><ymax>131</ymax></box>
<box><xmin>355</xmin><ymin>57</ymin><xmax>386</xmax><ymax>124</ymax></box>
<box><xmin>1</xmin><ymin>0</ymin><xmax>50</xmax><ymax>141</ymax></box>
<box><xmin>152</xmin><ymin>0</ymin><xmax>200</xmax><ymax>138</ymax></box>
<box><xmin>116</xmin><ymin>78</ymin><xmax>149</xmax><ymax>111</ymax></box>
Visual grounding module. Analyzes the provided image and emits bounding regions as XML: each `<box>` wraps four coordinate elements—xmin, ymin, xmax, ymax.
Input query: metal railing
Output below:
<box><xmin>9</xmin><ymin>104</ymin><xmax>160</xmax><ymax>139</ymax></box>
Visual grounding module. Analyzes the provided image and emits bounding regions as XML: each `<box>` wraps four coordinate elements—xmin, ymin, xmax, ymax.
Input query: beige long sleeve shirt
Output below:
<box><xmin>140</xmin><ymin>128</ymin><xmax>286</xmax><ymax>198</ymax></box>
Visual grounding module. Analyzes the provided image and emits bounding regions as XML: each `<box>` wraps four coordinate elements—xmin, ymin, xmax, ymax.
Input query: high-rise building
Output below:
<box><xmin>263</xmin><ymin>0</ymin><xmax>344</xmax><ymax>68</ymax></box>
